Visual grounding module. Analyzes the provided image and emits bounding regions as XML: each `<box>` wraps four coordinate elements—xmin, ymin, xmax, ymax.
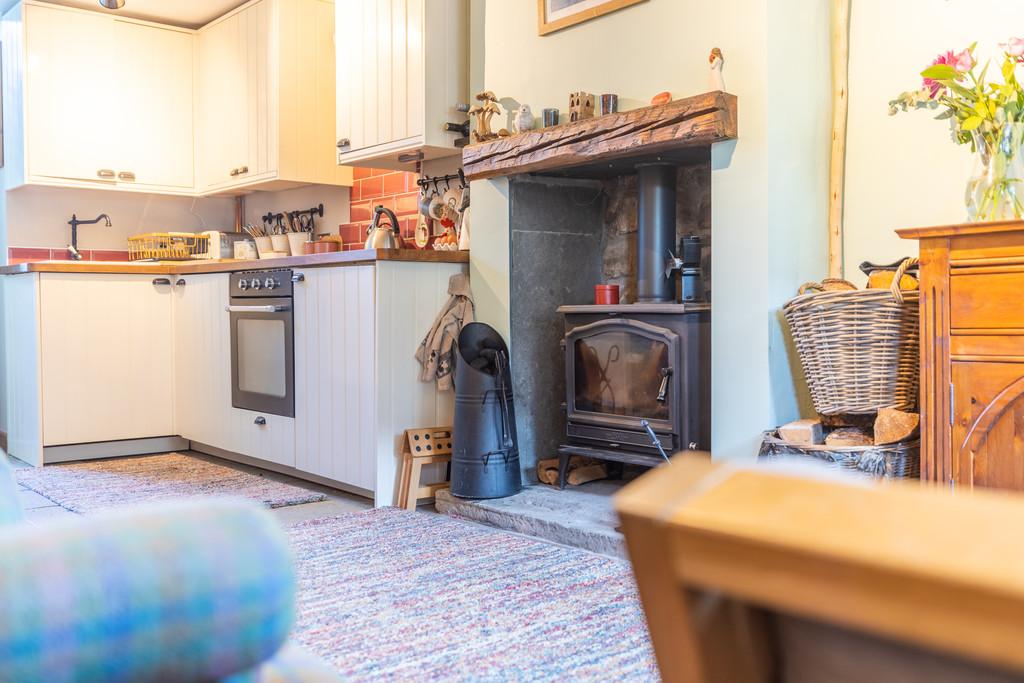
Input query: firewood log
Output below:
<box><xmin>825</xmin><ymin>427</ymin><xmax>873</xmax><ymax>447</ymax></box>
<box><xmin>874</xmin><ymin>408</ymin><xmax>920</xmax><ymax>445</ymax></box>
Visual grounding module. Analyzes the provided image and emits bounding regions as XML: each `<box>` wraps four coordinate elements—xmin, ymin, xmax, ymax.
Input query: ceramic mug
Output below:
<box><xmin>428</xmin><ymin>194</ymin><xmax>446</xmax><ymax>221</ymax></box>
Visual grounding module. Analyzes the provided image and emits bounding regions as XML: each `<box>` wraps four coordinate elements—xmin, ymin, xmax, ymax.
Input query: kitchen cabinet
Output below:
<box><xmin>195</xmin><ymin>0</ymin><xmax>352</xmax><ymax>194</ymax></box>
<box><xmin>900</xmin><ymin>221</ymin><xmax>1024</xmax><ymax>491</ymax></box>
<box><xmin>3</xmin><ymin>257</ymin><xmax>465</xmax><ymax>505</ymax></box>
<box><xmin>2</xmin><ymin>2</ymin><xmax>194</xmax><ymax>193</ymax></box>
<box><xmin>172</xmin><ymin>273</ymin><xmax>233</xmax><ymax>452</ymax></box>
<box><xmin>0</xmin><ymin>273</ymin><xmax>178</xmax><ymax>458</ymax></box>
<box><xmin>293</xmin><ymin>265</ymin><xmax>377</xmax><ymax>490</ymax></box>
<box><xmin>335</xmin><ymin>0</ymin><xmax>468</xmax><ymax>170</ymax></box>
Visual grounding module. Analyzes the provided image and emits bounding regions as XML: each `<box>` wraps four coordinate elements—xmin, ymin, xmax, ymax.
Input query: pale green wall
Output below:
<box><xmin>471</xmin><ymin>0</ymin><xmax>832</xmax><ymax>458</ymax></box>
<box><xmin>844</xmin><ymin>0</ymin><xmax>1024</xmax><ymax>282</ymax></box>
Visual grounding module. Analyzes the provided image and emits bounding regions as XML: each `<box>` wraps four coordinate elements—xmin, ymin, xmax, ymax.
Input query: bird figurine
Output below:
<box><xmin>709</xmin><ymin>47</ymin><xmax>725</xmax><ymax>92</ymax></box>
<box><xmin>513</xmin><ymin>104</ymin><xmax>535</xmax><ymax>134</ymax></box>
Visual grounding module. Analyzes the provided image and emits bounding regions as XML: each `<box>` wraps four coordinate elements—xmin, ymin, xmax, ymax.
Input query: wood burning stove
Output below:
<box><xmin>556</xmin><ymin>303</ymin><xmax>709</xmax><ymax>488</ymax></box>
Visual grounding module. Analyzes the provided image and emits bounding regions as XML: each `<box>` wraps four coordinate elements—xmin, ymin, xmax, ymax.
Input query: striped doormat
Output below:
<box><xmin>16</xmin><ymin>453</ymin><xmax>326</xmax><ymax>514</ymax></box>
<box><xmin>288</xmin><ymin>507</ymin><xmax>658</xmax><ymax>681</ymax></box>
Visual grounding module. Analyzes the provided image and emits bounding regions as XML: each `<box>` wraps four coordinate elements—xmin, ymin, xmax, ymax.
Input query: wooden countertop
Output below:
<box><xmin>0</xmin><ymin>248</ymin><xmax>469</xmax><ymax>276</ymax></box>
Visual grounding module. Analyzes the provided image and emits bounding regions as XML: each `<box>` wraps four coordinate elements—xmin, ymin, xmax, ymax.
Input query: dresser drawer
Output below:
<box><xmin>950</xmin><ymin>232</ymin><xmax>1024</xmax><ymax>264</ymax></box>
<box><xmin>951</xmin><ymin>334</ymin><xmax>1024</xmax><ymax>359</ymax></box>
<box><xmin>950</xmin><ymin>270</ymin><xmax>1024</xmax><ymax>330</ymax></box>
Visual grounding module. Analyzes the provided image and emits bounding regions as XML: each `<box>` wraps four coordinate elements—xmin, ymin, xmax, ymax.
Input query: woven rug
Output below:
<box><xmin>288</xmin><ymin>507</ymin><xmax>658</xmax><ymax>681</ymax></box>
<box><xmin>15</xmin><ymin>453</ymin><xmax>326</xmax><ymax>513</ymax></box>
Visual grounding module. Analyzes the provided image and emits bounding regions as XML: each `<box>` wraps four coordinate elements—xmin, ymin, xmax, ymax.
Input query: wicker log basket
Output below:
<box><xmin>783</xmin><ymin>258</ymin><xmax>920</xmax><ymax>415</ymax></box>
<box><xmin>759</xmin><ymin>431</ymin><xmax>920</xmax><ymax>479</ymax></box>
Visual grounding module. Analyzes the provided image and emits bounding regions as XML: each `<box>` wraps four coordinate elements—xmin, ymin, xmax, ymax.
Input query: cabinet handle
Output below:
<box><xmin>337</xmin><ymin>138</ymin><xmax>350</xmax><ymax>149</ymax></box>
<box><xmin>229</xmin><ymin>168</ymin><xmax>239</xmax><ymax>177</ymax></box>
<box><xmin>118</xmin><ymin>171</ymin><xmax>136</xmax><ymax>181</ymax></box>
<box><xmin>237</xmin><ymin>165</ymin><xmax>249</xmax><ymax>175</ymax></box>
<box><xmin>254</xmin><ymin>416</ymin><xmax>267</xmax><ymax>426</ymax></box>
<box><xmin>97</xmin><ymin>169</ymin><xmax>115</xmax><ymax>179</ymax></box>
<box><xmin>152</xmin><ymin>278</ymin><xmax>172</xmax><ymax>286</ymax></box>
<box><xmin>291</xmin><ymin>272</ymin><xmax>305</xmax><ymax>283</ymax></box>
<box><xmin>175</xmin><ymin>278</ymin><xmax>186</xmax><ymax>287</ymax></box>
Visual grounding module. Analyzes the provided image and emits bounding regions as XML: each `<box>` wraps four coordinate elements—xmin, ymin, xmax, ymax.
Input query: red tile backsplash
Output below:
<box><xmin>8</xmin><ymin>247</ymin><xmax>54</xmax><ymax>264</ymax></box>
<box><xmin>8</xmin><ymin>246</ymin><xmax>135</xmax><ymax>264</ymax></box>
<box><xmin>344</xmin><ymin>168</ymin><xmax>420</xmax><ymax>243</ymax></box>
<box><xmin>89</xmin><ymin>250</ymin><xmax>131</xmax><ymax>262</ymax></box>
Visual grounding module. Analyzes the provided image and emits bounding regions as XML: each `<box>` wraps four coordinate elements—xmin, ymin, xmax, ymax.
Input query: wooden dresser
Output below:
<box><xmin>900</xmin><ymin>220</ymin><xmax>1024</xmax><ymax>491</ymax></box>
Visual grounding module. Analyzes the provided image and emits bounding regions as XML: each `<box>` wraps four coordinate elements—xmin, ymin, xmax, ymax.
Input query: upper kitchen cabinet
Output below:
<box><xmin>335</xmin><ymin>0</ymin><xmax>469</xmax><ymax>170</ymax></box>
<box><xmin>1</xmin><ymin>2</ymin><xmax>195</xmax><ymax>194</ymax></box>
<box><xmin>195</xmin><ymin>0</ymin><xmax>352</xmax><ymax>194</ymax></box>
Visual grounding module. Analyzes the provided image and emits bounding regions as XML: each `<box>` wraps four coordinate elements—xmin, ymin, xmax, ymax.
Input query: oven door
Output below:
<box><xmin>228</xmin><ymin>296</ymin><xmax>295</xmax><ymax>417</ymax></box>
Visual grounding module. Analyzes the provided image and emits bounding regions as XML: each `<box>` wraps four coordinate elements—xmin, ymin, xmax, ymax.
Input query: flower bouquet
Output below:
<box><xmin>890</xmin><ymin>41</ymin><xmax>1024</xmax><ymax>221</ymax></box>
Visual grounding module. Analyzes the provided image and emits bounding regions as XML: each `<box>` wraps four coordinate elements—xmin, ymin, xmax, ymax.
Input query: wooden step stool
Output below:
<box><xmin>397</xmin><ymin>427</ymin><xmax>453</xmax><ymax>511</ymax></box>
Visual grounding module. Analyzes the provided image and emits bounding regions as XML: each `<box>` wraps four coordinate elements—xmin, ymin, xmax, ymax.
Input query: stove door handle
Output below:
<box><xmin>656</xmin><ymin>368</ymin><xmax>672</xmax><ymax>403</ymax></box>
<box><xmin>225</xmin><ymin>304</ymin><xmax>291</xmax><ymax>313</ymax></box>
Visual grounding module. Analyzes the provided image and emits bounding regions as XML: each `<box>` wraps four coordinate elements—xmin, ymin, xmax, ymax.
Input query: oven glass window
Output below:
<box><xmin>237</xmin><ymin>318</ymin><xmax>287</xmax><ymax>397</ymax></box>
<box><xmin>574</xmin><ymin>331</ymin><xmax>670</xmax><ymax>420</ymax></box>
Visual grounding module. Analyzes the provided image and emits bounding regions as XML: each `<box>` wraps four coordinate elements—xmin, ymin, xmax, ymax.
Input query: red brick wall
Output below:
<box><xmin>8</xmin><ymin>247</ymin><xmax>129</xmax><ymax>264</ymax></box>
<box><xmin>339</xmin><ymin>168</ymin><xmax>420</xmax><ymax>250</ymax></box>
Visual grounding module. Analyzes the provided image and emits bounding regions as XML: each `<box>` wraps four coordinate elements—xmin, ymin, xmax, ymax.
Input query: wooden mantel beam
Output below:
<box><xmin>462</xmin><ymin>91</ymin><xmax>737</xmax><ymax>181</ymax></box>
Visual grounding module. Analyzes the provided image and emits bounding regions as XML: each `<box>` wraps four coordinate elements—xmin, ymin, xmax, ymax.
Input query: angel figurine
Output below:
<box><xmin>709</xmin><ymin>48</ymin><xmax>725</xmax><ymax>92</ymax></box>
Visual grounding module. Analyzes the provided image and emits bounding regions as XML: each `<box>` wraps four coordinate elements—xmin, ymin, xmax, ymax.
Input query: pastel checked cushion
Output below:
<box><xmin>0</xmin><ymin>455</ymin><xmax>25</xmax><ymax>526</ymax></box>
<box><xmin>0</xmin><ymin>498</ymin><xmax>295</xmax><ymax>683</ymax></box>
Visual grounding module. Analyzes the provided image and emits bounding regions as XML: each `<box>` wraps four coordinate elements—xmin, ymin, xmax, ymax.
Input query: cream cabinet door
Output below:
<box><xmin>293</xmin><ymin>266</ymin><xmax>376</xmax><ymax>490</ymax></box>
<box><xmin>39</xmin><ymin>274</ymin><xmax>175</xmax><ymax>446</ymax></box>
<box><xmin>23</xmin><ymin>4</ymin><xmax>193</xmax><ymax>191</ymax></box>
<box><xmin>196</xmin><ymin>0</ymin><xmax>274</xmax><ymax>192</ymax></box>
<box><xmin>114</xmin><ymin>19</ymin><xmax>194</xmax><ymax>189</ymax></box>
<box><xmin>172</xmin><ymin>273</ymin><xmax>233</xmax><ymax>450</ymax></box>
<box><xmin>24</xmin><ymin>4</ymin><xmax>117</xmax><ymax>186</ymax></box>
<box><xmin>337</xmin><ymin>0</ymin><xmax>425</xmax><ymax>154</ymax></box>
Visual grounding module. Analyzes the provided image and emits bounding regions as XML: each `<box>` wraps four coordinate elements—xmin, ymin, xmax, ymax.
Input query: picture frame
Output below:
<box><xmin>537</xmin><ymin>0</ymin><xmax>647</xmax><ymax>36</ymax></box>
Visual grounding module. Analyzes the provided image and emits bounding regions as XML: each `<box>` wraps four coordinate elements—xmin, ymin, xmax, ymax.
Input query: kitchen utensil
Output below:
<box><xmin>254</xmin><ymin>236</ymin><xmax>274</xmax><ymax>258</ymax></box>
<box><xmin>594</xmin><ymin>284</ymin><xmax>620</xmax><ymax>305</ymax></box>
<box><xmin>458</xmin><ymin>207</ymin><xmax>471</xmax><ymax>251</ymax></box>
<box><xmin>418</xmin><ymin>186</ymin><xmax>434</xmax><ymax>216</ymax></box>
<box><xmin>287</xmin><ymin>232</ymin><xmax>309</xmax><ymax>256</ymax></box>
<box><xmin>414</xmin><ymin>216</ymin><xmax>434</xmax><ymax>249</ymax></box>
<box><xmin>364</xmin><ymin>205</ymin><xmax>403</xmax><ymax>249</ymax></box>
<box><xmin>271</xmin><ymin>234</ymin><xmax>290</xmax><ymax>254</ymax></box>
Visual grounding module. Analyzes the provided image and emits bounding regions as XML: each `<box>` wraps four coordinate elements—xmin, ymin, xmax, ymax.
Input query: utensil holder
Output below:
<box><xmin>271</xmin><ymin>234</ymin><xmax>290</xmax><ymax>254</ymax></box>
<box><xmin>287</xmin><ymin>232</ymin><xmax>309</xmax><ymax>256</ymax></box>
<box><xmin>254</xmin><ymin>236</ymin><xmax>274</xmax><ymax>258</ymax></box>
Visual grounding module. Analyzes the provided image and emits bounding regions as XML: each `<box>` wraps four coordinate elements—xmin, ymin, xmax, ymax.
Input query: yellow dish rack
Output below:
<box><xmin>127</xmin><ymin>232</ymin><xmax>210</xmax><ymax>261</ymax></box>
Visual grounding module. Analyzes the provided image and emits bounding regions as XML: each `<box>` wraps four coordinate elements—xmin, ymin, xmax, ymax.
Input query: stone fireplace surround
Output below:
<box><xmin>509</xmin><ymin>161</ymin><xmax>711</xmax><ymax>480</ymax></box>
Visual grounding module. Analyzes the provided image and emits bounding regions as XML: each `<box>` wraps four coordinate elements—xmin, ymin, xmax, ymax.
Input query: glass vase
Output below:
<box><xmin>966</xmin><ymin>123</ymin><xmax>1024</xmax><ymax>222</ymax></box>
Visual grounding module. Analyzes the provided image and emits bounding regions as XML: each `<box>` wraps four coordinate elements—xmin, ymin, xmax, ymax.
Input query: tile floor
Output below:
<box><xmin>6</xmin><ymin>450</ymin><xmax>373</xmax><ymax>525</ymax></box>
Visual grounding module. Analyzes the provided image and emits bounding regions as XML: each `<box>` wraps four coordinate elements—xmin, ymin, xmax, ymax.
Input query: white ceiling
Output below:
<box><xmin>2</xmin><ymin>0</ymin><xmax>248</xmax><ymax>28</ymax></box>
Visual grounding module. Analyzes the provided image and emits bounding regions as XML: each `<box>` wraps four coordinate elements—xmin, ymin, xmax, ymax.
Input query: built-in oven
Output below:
<box><xmin>227</xmin><ymin>269</ymin><xmax>300</xmax><ymax>418</ymax></box>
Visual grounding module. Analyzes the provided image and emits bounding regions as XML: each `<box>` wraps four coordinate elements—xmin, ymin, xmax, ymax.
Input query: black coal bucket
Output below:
<box><xmin>451</xmin><ymin>322</ymin><xmax>522</xmax><ymax>499</ymax></box>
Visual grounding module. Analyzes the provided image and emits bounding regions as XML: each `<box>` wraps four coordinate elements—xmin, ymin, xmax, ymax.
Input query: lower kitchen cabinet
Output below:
<box><xmin>4</xmin><ymin>273</ymin><xmax>176</xmax><ymax>464</ymax></box>
<box><xmin>4</xmin><ymin>259</ymin><xmax>466</xmax><ymax>506</ymax></box>
<box><xmin>293</xmin><ymin>260</ymin><xmax>463</xmax><ymax>504</ymax></box>
<box><xmin>172</xmin><ymin>272</ymin><xmax>233</xmax><ymax>451</ymax></box>
<box><xmin>293</xmin><ymin>265</ymin><xmax>376</xmax><ymax>490</ymax></box>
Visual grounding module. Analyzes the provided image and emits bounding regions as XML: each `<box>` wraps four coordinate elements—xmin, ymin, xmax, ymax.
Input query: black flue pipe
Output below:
<box><xmin>636</xmin><ymin>163</ymin><xmax>678</xmax><ymax>303</ymax></box>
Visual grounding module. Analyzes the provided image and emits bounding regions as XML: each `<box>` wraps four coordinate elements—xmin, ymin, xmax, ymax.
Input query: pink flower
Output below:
<box><xmin>924</xmin><ymin>50</ymin><xmax>957</xmax><ymax>98</ymax></box>
<box><xmin>954</xmin><ymin>48</ymin><xmax>975</xmax><ymax>73</ymax></box>
<box><xmin>1003</xmin><ymin>37</ymin><xmax>1024</xmax><ymax>62</ymax></box>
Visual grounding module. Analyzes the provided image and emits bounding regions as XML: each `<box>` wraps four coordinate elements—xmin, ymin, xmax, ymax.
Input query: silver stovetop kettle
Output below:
<box><xmin>364</xmin><ymin>205</ymin><xmax>402</xmax><ymax>249</ymax></box>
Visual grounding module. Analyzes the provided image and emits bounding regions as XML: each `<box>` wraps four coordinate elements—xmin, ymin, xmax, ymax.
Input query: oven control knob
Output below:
<box><xmin>238</xmin><ymin>279</ymin><xmax>248</xmax><ymax>291</ymax></box>
<box><xmin>264</xmin><ymin>277</ymin><xmax>276</xmax><ymax>289</ymax></box>
<box><xmin>250</xmin><ymin>278</ymin><xmax>261</xmax><ymax>290</ymax></box>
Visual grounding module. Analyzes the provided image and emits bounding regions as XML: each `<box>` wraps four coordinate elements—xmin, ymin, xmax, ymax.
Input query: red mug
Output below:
<box><xmin>594</xmin><ymin>284</ymin><xmax>620</xmax><ymax>305</ymax></box>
